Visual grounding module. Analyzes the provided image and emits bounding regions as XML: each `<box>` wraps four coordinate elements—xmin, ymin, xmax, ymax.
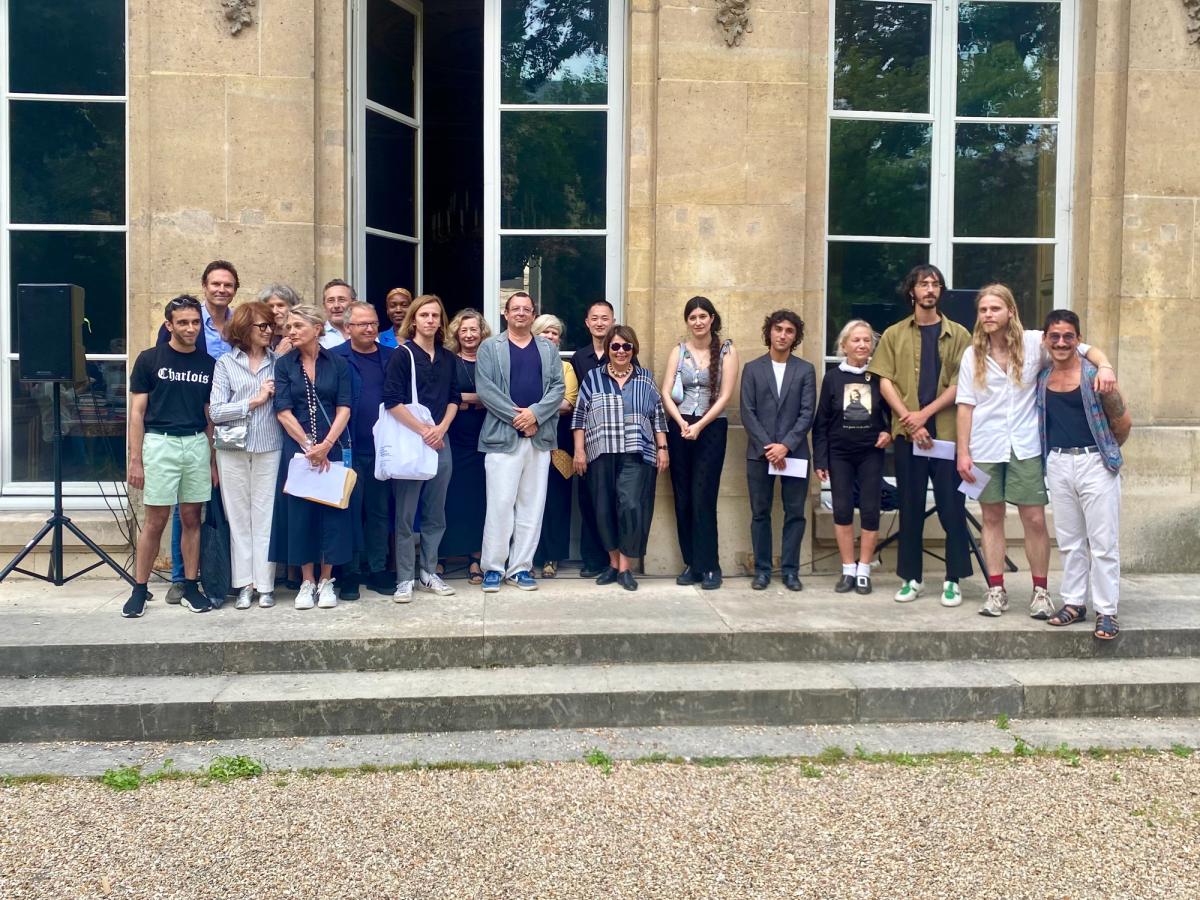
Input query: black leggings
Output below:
<box><xmin>829</xmin><ymin>445</ymin><xmax>885</xmax><ymax>531</ymax></box>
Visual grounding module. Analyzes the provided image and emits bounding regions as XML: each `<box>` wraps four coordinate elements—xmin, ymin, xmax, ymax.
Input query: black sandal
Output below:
<box><xmin>1094</xmin><ymin>614</ymin><xmax>1120</xmax><ymax>640</ymax></box>
<box><xmin>467</xmin><ymin>560</ymin><xmax>484</xmax><ymax>585</ymax></box>
<box><xmin>1048</xmin><ymin>604</ymin><xmax>1087</xmax><ymax>627</ymax></box>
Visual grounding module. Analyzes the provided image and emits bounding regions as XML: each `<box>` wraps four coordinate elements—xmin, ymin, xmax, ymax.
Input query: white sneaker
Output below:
<box><xmin>235</xmin><ymin>586</ymin><xmax>254</xmax><ymax>610</ymax></box>
<box><xmin>1029</xmin><ymin>585</ymin><xmax>1054</xmax><ymax>620</ymax></box>
<box><xmin>393</xmin><ymin>579</ymin><xmax>414</xmax><ymax>604</ymax></box>
<box><xmin>295</xmin><ymin>580</ymin><xmax>316</xmax><ymax>610</ymax></box>
<box><xmin>940</xmin><ymin>581</ymin><xmax>962</xmax><ymax>608</ymax></box>
<box><xmin>258</xmin><ymin>591</ymin><xmax>275</xmax><ymax>609</ymax></box>
<box><xmin>317</xmin><ymin>578</ymin><xmax>338</xmax><ymax>608</ymax></box>
<box><xmin>894</xmin><ymin>579</ymin><xmax>924</xmax><ymax>603</ymax></box>
<box><xmin>980</xmin><ymin>585</ymin><xmax>1009</xmax><ymax>617</ymax></box>
<box><xmin>418</xmin><ymin>570</ymin><xmax>456</xmax><ymax>596</ymax></box>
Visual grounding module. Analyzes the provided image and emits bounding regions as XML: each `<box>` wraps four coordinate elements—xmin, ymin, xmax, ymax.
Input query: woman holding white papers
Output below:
<box><xmin>813</xmin><ymin>320</ymin><xmax>891</xmax><ymax>595</ymax></box>
<box><xmin>269</xmin><ymin>304</ymin><xmax>354</xmax><ymax>611</ymax></box>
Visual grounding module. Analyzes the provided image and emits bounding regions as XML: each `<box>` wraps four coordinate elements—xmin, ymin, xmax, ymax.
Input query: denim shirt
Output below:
<box><xmin>1036</xmin><ymin>359</ymin><xmax>1123</xmax><ymax>474</ymax></box>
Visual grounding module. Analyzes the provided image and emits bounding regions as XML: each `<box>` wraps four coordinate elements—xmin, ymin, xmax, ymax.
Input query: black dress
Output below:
<box><xmin>268</xmin><ymin>347</ymin><xmax>356</xmax><ymax>567</ymax></box>
<box><xmin>440</xmin><ymin>356</ymin><xmax>487</xmax><ymax>559</ymax></box>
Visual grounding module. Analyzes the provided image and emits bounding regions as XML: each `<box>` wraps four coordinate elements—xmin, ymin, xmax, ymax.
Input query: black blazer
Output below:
<box><xmin>739</xmin><ymin>353</ymin><xmax>817</xmax><ymax>461</ymax></box>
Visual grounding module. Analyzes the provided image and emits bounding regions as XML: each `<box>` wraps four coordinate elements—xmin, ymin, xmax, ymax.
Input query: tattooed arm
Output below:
<box><xmin>1100</xmin><ymin>388</ymin><xmax>1132</xmax><ymax>446</ymax></box>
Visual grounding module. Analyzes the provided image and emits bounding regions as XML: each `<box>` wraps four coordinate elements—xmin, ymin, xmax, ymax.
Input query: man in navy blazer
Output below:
<box><xmin>739</xmin><ymin>309</ymin><xmax>817</xmax><ymax>591</ymax></box>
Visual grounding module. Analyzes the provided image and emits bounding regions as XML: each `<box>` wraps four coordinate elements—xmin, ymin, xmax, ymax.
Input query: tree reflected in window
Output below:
<box><xmin>501</xmin><ymin>0</ymin><xmax>608</xmax><ymax>104</ymax></box>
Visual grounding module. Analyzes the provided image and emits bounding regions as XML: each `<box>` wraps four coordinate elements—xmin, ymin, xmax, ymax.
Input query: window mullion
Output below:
<box><xmin>931</xmin><ymin>0</ymin><xmax>958</xmax><ymax>284</ymax></box>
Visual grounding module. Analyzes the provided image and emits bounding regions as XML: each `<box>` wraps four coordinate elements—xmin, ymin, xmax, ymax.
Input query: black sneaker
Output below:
<box><xmin>122</xmin><ymin>586</ymin><xmax>149</xmax><ymax>618</ymax></box>
<box><xmin>340</xmin><ymin>579</ymin><xmax>361</xmax><ymax>601</ymax></box>
<box><xmin>180</xmin><ymin>582</ymin><xmax>212</xmax><ymax>613</ymax></box>
<box><xmin>366</xmin><ymin>570</ymin><xmax>397</xmax><ymax>595</ymax></box>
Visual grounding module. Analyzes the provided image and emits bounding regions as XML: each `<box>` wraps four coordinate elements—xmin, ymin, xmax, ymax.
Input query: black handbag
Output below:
<box><xmin>200</xmin><ymin>487</ymin><xmax>233</xmax><ymax>607</ymax></box>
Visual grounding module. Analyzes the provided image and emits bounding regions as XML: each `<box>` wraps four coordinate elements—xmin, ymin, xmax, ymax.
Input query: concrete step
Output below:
<box><xmin>4</xmin><ymin>658</ymin><xmax>1200</xmax><ymax>742</ymax></box>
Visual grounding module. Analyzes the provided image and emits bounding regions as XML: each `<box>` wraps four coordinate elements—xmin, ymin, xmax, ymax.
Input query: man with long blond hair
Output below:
<box><xmin>956</xmin><ymin>284</ymin><xmax>1115</xmax><ymax>619</ymax></box>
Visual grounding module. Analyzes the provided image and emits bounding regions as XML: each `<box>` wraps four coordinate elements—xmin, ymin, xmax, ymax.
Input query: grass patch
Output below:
<box><xmin>995</xmin><ymin>713</ymin><xmax>1010</xmax><ymax>731</ymax></box>
<box><xmin>1</xmin><ymin>773</ymin><xmax>69</xmax><ymax>787</ymax></box>
<box><xmin>99</xmin><ymin>765</ymin><xmax>145</xmax><ymax>792</ymax></box>
<box><xmin>1012</xmin><ymin>737</ymin><xmax>1036</xmax><ymax>758</ymax></box>
<box><xmin>205</xmin><ymin>755</ymin><xmax>264</xmax><ymax>784</ymax></box>
<box><xmin>1053</xmin><ymin>743</ymin><xmax>1082</xmax><ymax>768</ymax></box>
<box><xmin>583</xmin><ymin>748</ymin><xmax>613</xmax><ymax>775</ymax></box>
<box><xmin>817</xmin><ymin>746</ymin><xmax>848</xmax><ymax>765</ymax></box>
<box><xmin>799</xmin><ymin>762</ymin><xmax>823</xmax><ymax>779</ymax></box>
<box><xmin>1171</xmin><ymin>744</ymin><xmax>1194</xmax><ymax>759</ymax></box>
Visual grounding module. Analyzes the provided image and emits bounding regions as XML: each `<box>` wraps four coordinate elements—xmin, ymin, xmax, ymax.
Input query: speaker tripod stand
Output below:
<box><xmin>0</xmin><ymin>382</ymin><xmax>135</xmax><ymax>586</ymax></box>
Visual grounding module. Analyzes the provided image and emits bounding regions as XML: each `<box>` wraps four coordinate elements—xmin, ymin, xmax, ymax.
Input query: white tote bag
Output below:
<box><xmin>373</xmin><ymin>344</ymin><xmax>439</xmax><ymax>481</ymax></box>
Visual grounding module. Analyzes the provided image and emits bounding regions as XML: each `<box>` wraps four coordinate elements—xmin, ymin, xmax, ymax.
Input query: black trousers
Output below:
<box><xmin>589</xmin><ymin>453</ymin><xmax>657</xmax><ymax>559</ymax></box>
<box><xmin>534</xmin><ymin>464</ymin><xmax>572</xmax><ymax>565</ymax></box>
<box><xmin>346</xmin><ymin>451</ymin><xmax>390</xmax><ymax>578</ymax></box>
<box><xmin>667</xmin><ymin>416</ymin><xmax>727</xmax><ymax>574</ymax></box>
<box><xmin>829</xmin><ymin>445</ymin><xmax>885</xmax><ymax>531</ymax></box>
<box><xmin>892</xmin><ymin>438</ymin><xmax>973</xmax><ymax>582</ymax></box>
<box><xmin>746</xmin><ymin>458</ymin><xmax>808</xmax><ymax>576</ymax></box>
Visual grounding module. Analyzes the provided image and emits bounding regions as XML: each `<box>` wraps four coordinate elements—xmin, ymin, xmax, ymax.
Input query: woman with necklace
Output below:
<box><xmin>813</xmin><ymin>319</ymin><xmax>891</xmax><ymax>595</ymax></box>
<box><xmin>438</xmin><ymin>308</ymin><xmax>492</xmax><ymax>583</ymax></box>
<box><xmin>572</xmin><ymin>325</ymin><xmax>669</xmax><ymax>592</ymax></box>
<box><xmin>268</xmin><ymin>304</ymin><xmax>354</xmax><ymax>610</ymax></box>
<box><xmin>660</xmin><ymin>295</ymin><xmax>739</xmax><ymax>590</ymax></box>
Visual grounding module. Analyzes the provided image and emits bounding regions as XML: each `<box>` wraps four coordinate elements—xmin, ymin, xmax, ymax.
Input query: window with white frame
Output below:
<box><xmin>1</xmin><ymin>0</ymin><xmax>128</xmax><ymax>496</ymax></box>
<box><xmin>825</xmin><ymin>0</ymin><xmax>1072</xmax><ymax>354</ymax></box>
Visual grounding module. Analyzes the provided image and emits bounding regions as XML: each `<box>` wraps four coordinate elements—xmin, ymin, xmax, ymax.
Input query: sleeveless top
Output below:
<box><xmin>677</xmin><ymin>339</ymin><xmax>733</xmax><ymax>417</ymax></box>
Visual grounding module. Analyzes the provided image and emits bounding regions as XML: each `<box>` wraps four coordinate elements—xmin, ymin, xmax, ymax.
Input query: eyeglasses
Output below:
<box><xmin>252</xmin><ymin>322</ymin><xmax>273</xmax><ymax>333</ymax></box>
<box><xmin>609</xmin><ymin>342</ymin><xmax>634</xmax><ymax>353</ymax></box>
<box><xmin>1047</xmin><ymin>334</ymin><xmax>1078</xmax><ymax>345</ymax></box>
<box><xmin>349</xmin><ymin>321</ymin><xmax>380</xmax><ymax>330</ymax></box>
<box><xmin>166</xmin><ymin>297</ymin><xmax>202</xmax><ymax>312</ymax></box>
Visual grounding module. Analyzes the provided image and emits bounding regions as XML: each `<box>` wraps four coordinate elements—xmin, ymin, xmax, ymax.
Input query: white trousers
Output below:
<box><xmin>481</xmin><ymin>440</ymin><xmax>550</xmax><ymax>577</ymax></box>
<box><xmin>216</xmin><ymin>448</ymin><xmax>280</xmax><ymax>593</ymax></box>
<box><xmin>1046</xmin><ymin>450</ymin><xmax>1121</xmax><ymax>615</ymax></box>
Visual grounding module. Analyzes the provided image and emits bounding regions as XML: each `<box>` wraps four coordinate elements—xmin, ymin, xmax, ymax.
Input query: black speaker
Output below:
<box><xmin>18</xmin><ymin>283</ymin><xmax>87</xmax><ymax>383</ymax></box>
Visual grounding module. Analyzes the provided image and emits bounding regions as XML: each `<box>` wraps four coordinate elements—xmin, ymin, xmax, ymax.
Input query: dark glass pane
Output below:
<box><xmin>9</xmin><ymin>231</ymin><xmax>126</xmax><ymax>356</ymax></box>
<box><xmin>829</xmin><ymin>120</ymin><xmax>931</xmax><ymax>238</ymax></box>
<box><xmin>833</xmin><ymin>0</ymin><xmax>931</xmax><ymax>113</ymax></box>
<box><xmin>826</xmin><ymin>241</ymin><xmax>929</xmax><ymax>355</ymax></box>
<box><xmin>955</xmin><ymin>123</ymin><xmax>1056</xmax><ymax>238</ymax></box>
<box><xmin>953</xmin><ymin>243</ymin><xmax>1055</xmax><ymax>327</ymax></box>
<box><xmin>10</xmin><ymin>361</ymin><xmax>127</xmax><ymax>483</ymax></box>
<box><xmin>9</xmin><ymin>0</ymin><xmax>124</xmax><ymax>96</ymax></box>
<box><xmin>9</xmin><ymin>101</ymin><xmax>125</xmax><ymax>226</ymax></box>
<box><xmin>501</xmin><ymin>0</ymin><xmax>608</xmax><ymax>104</ymax></box>
<box><xmin>366</xmin><ymin>110</ymin><xmax>417</xmax><ymax>237</ymax></box>
<box><xmin>958</xmin><ymin>1</ymin><xmax>1060</xmax><ymax>118</ymax></box>
<box><xmin>501</xmin><ymin>235</ymin><xmax>605</xmax><ymax>352</ymax></box>
<box><xmin>367</xmin><ymin>0</ymin><xmax>416</xmax><ymax>117</ymax></box>
<box><xmin>501</xmin><ymin>111</ymin><xmax>606</xmax><ymax>229</ymax></box>
<box><xmin>366</xmin><ymin>234</ymin><xmax>416</xmax><ymax>321</ymax></box>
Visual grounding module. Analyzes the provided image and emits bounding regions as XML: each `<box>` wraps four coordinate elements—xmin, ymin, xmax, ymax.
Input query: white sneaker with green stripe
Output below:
<box><xmin>940</xmin><ymin>581</ymin><xmax>962</xmax><ymax>607</ymax></box>
<box><xmin>893</xmin><ymin>579</ymin><xmax>924</xmax><ymax>603</ymax></box>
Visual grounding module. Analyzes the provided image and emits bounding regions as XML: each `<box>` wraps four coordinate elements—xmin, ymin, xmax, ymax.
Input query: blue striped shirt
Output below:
<box><xmin>572</xmin><ymin>365</ymin><xmax>667</xmax><ymax>466</ymax></box>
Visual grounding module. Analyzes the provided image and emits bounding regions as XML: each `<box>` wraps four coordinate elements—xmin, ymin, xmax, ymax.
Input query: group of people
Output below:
<box><xmin>123</xmin><ymin>260</ymin><xmax>1130</xmax><ymax>641</ymax></box>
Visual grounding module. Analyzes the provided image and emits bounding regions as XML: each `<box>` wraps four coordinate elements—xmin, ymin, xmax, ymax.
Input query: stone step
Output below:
<box><xmin>4</xmin><ymin>657</ymin><xmax>1199</xmax><ymax>742</ymax></box>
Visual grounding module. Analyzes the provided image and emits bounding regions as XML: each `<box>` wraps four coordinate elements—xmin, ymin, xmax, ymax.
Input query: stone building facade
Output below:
<box><xmin>2</xmin><ymin>0</ymin><xmax>1198</xmax><ymax>572</ymax></box>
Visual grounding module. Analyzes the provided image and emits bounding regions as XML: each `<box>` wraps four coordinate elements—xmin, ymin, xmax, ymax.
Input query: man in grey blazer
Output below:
<box><xmin>475</xmin><ymin>291</ymin><xmax>566</xmax><ymax>593</ymax></box>
<box><xmin>739</xmin><ymin>309</ymin><xmax>817</xmax><ymax>591</ymax></box>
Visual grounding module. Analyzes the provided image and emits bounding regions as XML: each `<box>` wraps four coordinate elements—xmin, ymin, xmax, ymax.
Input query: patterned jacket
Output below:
<box><xmin>1036</xmin><ymin>358</ymin><xmax>1124</xmax><ymax>474</ymax></box>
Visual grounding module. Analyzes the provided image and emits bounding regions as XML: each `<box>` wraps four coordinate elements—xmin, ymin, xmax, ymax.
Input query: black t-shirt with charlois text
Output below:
<box><xmin>129</xmin><ymin>343</ymin><xmax>215</xmax><ymax>435</ymax></box>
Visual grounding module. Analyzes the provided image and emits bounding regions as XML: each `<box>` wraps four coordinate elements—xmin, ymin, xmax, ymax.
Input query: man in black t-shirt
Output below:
<box><xmin>123</xmin><ymin>296</ymin><xmax>217</xmax><ymax>618</ymax></box>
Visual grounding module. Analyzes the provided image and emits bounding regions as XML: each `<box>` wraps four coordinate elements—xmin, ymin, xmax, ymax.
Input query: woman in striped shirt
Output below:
<box><xmin>571</xmin><ymin>325</ymin><xmax>669</xmax><ymax>592</ymax></box>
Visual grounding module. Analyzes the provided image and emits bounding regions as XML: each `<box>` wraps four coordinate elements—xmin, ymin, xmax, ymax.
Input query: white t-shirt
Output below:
<box><xmin>771</xmin><ymin>360</ymin><xmax>787</xmax><ymax>396</ymax></box>
<box><xmin>319</xmin><ymin>321</ymin><xmax>347</xmax><ymax>349</ymax></box>
<box><xmin>956</xmin><ymin>330</ymin><xmax>1089</xmax><ymax>463</ymax></box>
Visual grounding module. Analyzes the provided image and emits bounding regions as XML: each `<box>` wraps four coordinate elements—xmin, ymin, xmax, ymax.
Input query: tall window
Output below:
<box><xmin>487</xmin><ymin>0</ymin><xmax>623</xmax><ymax>350</ymax></box>
<box><xmin>1</xmin><ymin>0</ymin><xmax>128</xmax><ymax>498</ymax></box>
<box><xmin>825</xmin><ymin>0</ymin><xmax>1073</xmax><ymax>354</ymax></box>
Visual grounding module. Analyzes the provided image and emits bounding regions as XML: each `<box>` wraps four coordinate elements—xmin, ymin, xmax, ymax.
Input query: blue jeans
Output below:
<box><xmin>170</xmin><ymin>505</ymin><xmax>184</xmax><ymax>582</ymax></box>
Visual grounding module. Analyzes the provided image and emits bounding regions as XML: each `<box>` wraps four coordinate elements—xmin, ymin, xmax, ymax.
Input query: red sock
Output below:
<box><xmin>1032</xmin><ymin>575</ymin><xmax>1048</xmax><ymax>590</ymax></box>
<box><xmin>987</xmin><ymin>574</ymin><xmax>1005</xmax><ymax>588</ymax></box>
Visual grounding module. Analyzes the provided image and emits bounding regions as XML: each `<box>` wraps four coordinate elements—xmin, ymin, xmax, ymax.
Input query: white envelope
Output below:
<box><xmin>284</xmin><ymin>454</ymin><xmax>356</xmax><ymax>507</ymax></box>
<box><xmin>912</xmin><ymin>439</ymin><xmax>956</xmax><ymax>461</ymax></box>
<box><xmin>777</xmin><ymin>457</ymin><xmax>809</xmax><ymax>478</ymax></box>
<box><xmin>957</xmin><ymin>465</ymin><xmax>992</xmax><ymax>501</ymax></box>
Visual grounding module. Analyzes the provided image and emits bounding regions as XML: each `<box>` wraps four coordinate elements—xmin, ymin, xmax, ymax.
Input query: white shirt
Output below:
<box><xmin>771</xmin><ymin>360</ymin><xmax>787</xmax><ymax>396</ymax></box>
<box><xmin>957</xmin><ymin>330</ymin><xmax>1089</xmax><ymax>463</ymax></box>
<box><xmin>319</xmin><ymin>321</ymin><xmax>347</xmax><ymax>349</ymax></box>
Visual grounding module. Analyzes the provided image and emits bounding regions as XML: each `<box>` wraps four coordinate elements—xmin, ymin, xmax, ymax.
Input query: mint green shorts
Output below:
<box><xmin>142</xmin><ymin>432</ymin><xmax>212</xmax><ymax>507</ymax></box>
<box><xmin>977</xmin><ymin>452</ymin><xmax>1047</xmax><ymax>506</ymax></box>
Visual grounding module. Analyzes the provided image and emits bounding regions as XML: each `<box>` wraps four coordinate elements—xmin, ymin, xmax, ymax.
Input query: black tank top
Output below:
<box><xmin>1045</xmin><ymin>387</ymin><xmax>1095</xmax><ymax>449</ymax></box>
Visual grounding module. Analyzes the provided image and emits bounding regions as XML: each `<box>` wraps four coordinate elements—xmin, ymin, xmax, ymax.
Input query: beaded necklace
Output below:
<box><xmin>302</xmin><ymin>367</ymin><xmax>319</xmax><ymax>447</ymax></box>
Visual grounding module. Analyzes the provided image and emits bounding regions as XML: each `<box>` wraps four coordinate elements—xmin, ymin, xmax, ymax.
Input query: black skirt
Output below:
<box><xmin>588</xmin><ymin>452</ymin><xmax>656</xmax><ymax>559</ymax></box>
<box><xmin>268</xmin><ymin>435</ymin><xmax>356</xmax><ymax>567</ymax></box>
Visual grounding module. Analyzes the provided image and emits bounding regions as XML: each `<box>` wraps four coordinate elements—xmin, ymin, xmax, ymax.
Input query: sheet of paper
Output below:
<box><xmin>284</xmin><ymin>454</ymin><xmax>352</xmax><ymax>505</ymax></box>
<box><xmin>777</xmin><ymin>457</ymin><xmax>809</xmax><ymax>478</ymax></box>
<box><xmin>957</xmin><ymin>465</ymin><xmax>992</xmax><ymax>501</ymax></box>
<box><xmin>912</xmin><ymin>439</ymin><xmax>956</xmax><ymax>461</ymax></box>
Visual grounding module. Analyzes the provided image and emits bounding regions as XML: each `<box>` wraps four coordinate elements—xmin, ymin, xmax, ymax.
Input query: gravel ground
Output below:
<box><xmin>3</xmin><ymin>754</ymin><xmax>1200</xmax><ymax>899</ymax></box>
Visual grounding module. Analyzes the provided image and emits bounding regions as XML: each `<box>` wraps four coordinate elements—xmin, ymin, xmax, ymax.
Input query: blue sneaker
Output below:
<box><xmin>481</xmin><ymin>571</ymin><xmax>503</xmax><ymax>593</ymax></box>
<box><xmin>506</xmin><ymin>571</ymin><xmax>538</xmax><ymax>591</ymax></box>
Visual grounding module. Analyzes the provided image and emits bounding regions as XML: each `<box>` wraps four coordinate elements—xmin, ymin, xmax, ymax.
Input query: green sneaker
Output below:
<box><xmin>940</xmin><ymin>580</ymin><xmax>962</xmax><ymax>607</ymax></box>
<box><xmin>893</xmin><ymin>579</ymin><xmax>924</xmax><ymax>603</ymax></box>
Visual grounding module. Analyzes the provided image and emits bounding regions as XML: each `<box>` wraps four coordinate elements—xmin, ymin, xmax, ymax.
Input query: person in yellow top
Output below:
<box><xmin>867</xmin><ymin>264</ymin><xmax>973</xmax><ymax>607</ymax></box>
<box><xmin>532</xmin><ymin>314</ymin><xmax>579</xmax><ymax>578</ymax></box>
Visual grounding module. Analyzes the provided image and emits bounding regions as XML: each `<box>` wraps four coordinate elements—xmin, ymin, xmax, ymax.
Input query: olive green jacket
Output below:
<box><xmin>867</xmin><ymin>314</ymin><xmax>970</xmax><ymax>442</ymax></box>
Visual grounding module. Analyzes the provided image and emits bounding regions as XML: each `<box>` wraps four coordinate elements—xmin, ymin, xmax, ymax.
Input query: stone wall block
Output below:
<box><xmin>746</xmin><ymin>132</ymin><xmax>807</xmax><ymax>206</ymax></box>
<box><xmin>1084</xmin><ymin>73</ymin><xmax>1127</xmax><ymax>201</ymax></box>
<box><xmin>1124</xmin><ymin>71</ymin><xmax>1200</xmax><ymax>196</ymax></box>
<box><xmin>747</xmin><ymin>83</ymin><xmax>807</xmax><ymax>136</ymax></box>
<box><xmin>656</xmin><ymin>206</ymin><xmax>806</xmax><ymax>290</ymax></box>
<box><xmin>1128</xmin><ymin>0</ymin><xmax>1200</xmax><ymax>71</ymax></box>
<box><xmin>316</xmin><ymin>224</ymin><xmax>346</xmax><ymax>300</ymax></box>
<box><xmin>214</xmin><ymin>222</ymin><xmax>316</xmax><ymax>301</ymax></box>
<box><xmin>656</xmin><ymin>81</ymin><xmax>748</xmax><ymax>205</ymax></box>
<box><xmin>1092</xmin><ymin>0</ymin><xmax>1130</xmax><ymax>75</ymax></box>
<box><xmin>149</xmin><ymin>0</ymin><xmax>258</xmax><ymax>75</ymax></box>
<box><xmin>1115</xmin><ymin>295</ymin><xmax>1155</xmax><ymax>419</ymax></box>
<box><xmin>227</xmin><ymin>77</ymin><xmax>317</xmax><ymax>224</ymax></box>
<box><xmin>657</xmin><ymin>7</ymin><xmax>808</xmax><ymax>84</ymax></box>
<box><xmin>630</xmin><ymin>10</ymin><xmax>658</xmax><ymax>85</ymax></box>
<box><xmin>260</xmin><ymin>0</ymin><xmax>316</xmax><ymax>78</ymax></box>
<box><xmin>146</xmin><ymin>75</ymin><xmax>227</xmax><ymax>216</ymax></box>
<box><xmin>1146</xmin><ymin>299</ymin><xmax>1200</xmax><ymax>422</ymax></box>
<box><xmin>1120</xmin><ymin>427</ymin><xmax>1195</xmax><ymax>494</ymax></box>
<box><xmin>1118</xmin><ymin>197</ymin><xmax>1195</xmax><ymax>300</ymax></box>
<box><xmin>627</xmin><ymin>206</ymin><xmax>655</xmax><ymax>251</ymax></box>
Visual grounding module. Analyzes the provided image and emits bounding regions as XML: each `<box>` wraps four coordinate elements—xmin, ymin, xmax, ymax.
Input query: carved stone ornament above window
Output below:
<box><xmin>716</xmin><ymin>0</ymin><xmax>752</xmax><ymax>47</ymax></box>
<box><xmin>1186</xmin><ymin>0</ymin><xmax>1200</xmax><ymax>44</ymax></box>
<box><xmin>221</xmin><ymin>0</ymin><xmax>256</xmax><ymax>35</ymax></box>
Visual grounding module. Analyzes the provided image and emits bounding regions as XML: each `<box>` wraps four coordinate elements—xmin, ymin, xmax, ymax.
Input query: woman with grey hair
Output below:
<box><xmin>258</xmin><ymin>283</ymin><xmax>303</xmax><ymax>354</ymax></box>
<box><xmin>812</xmin><ymin>319</ymin><xmax>892</xmax><ymax>595</ymax></box>
<box><xmin>531</xmin><ymin>313</ymin><xmax>579</xmax><ymax>578</ymax></box>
